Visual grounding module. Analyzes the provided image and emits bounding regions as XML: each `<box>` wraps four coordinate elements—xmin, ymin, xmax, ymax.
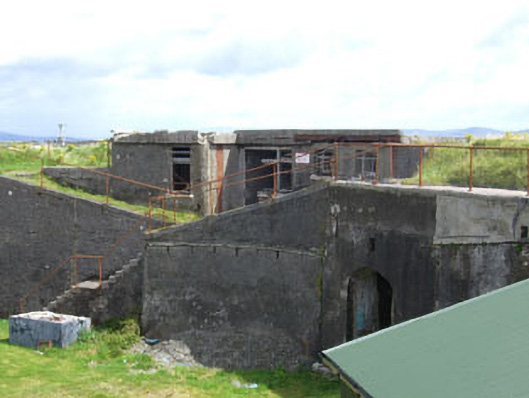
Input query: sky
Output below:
<box><xmin>1</xmin><ymin>0</ymin><xmax>529</xmax><ymax>139</ymax></box>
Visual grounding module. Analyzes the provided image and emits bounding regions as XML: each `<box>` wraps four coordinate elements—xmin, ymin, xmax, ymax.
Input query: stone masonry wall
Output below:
<box><xmin>46</xmin><ymin>254</ymin><xmax>144</xmax><ymax>324</ymax></box>
<box><xmin>0</xmin><ymin>176</ymin><xmax>155</xmax><ymax>317</ymax></box>
<box><xmin>143</xmin><ymin>243</ymin><xmax>322</xmax><ymax>369</ymax></box>
<box><xmin>146</xmin><ymin>181</ymin><xmax>529</xmax><ymax>361</ymax></box>
<box><xmin>149</xmin><ymin>182</ymin><xmax>333</xmax><ymax>249</ymax></box>
<box><xmin>43</xmin><ymin>167</ymin><xmax>108</xmax><ymax>196</ymax></box>
<box><xmin>110</xmin><ymin>142</ymin><xmax>206</xmax><ymax>213</ymax></box>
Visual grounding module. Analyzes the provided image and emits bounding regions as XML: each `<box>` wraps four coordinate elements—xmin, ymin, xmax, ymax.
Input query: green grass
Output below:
<box><xmin>0</xmin><ymin>143</ymin><xmax>199</xmax><ymax>224</ymax></box>
<box><xmin>8</xmin><ymin>173</ymin><xmax>199</xmax><ymax>224</ymax></box>
<box><xmin>0</xmin><ymin>142</ymin><xmax>108</xmax><ymax>174</ymax></box>
<box><xmin>0</xmin><ymin>319</ymin><xmax>339</xmax><ymax>398</ymax></box>
<box><xmin>404</xmin><ymin>134</ymin><xmax>529</xmax><ymax>190</ymax></box>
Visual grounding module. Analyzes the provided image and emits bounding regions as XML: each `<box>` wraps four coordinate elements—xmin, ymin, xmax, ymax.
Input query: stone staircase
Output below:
<box><xmin>44</xmin><ymin>253</ymin><xmax>144</xmax><ymax>324</ymax></box>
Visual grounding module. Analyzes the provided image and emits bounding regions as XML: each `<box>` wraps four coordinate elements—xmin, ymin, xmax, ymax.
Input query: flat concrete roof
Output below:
<box><xmin>235</xmin><ymin>129</ymin><xmax>400</xmax><ymax>136</ymax></box>
<box><xmin>233</xmin><ymin>129</ymin><xmax>401</xmax><ymax>145</ymax></box>
<box><xmin>112</xmin><ymin>130</ymin><xmax>200</xmax><ymax>144</ymax></box>
<box><xmin>338</xmin><ymin>180</ymin><xmax>529</xmax><ymax>201</ymax></box>
<box><xmin>112</xmin><ymin>129</ymin><xmax>402</xmax><ymax>145</ymax></box>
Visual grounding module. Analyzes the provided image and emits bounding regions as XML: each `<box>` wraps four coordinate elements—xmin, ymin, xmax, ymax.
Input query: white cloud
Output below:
<box><xmin>1</xmin><ymin>0</ymin><xmax>529</xmax><ymax>137</ymax></box>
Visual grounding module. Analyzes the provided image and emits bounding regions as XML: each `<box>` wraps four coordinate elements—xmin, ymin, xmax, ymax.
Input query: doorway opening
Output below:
<box><xmin>244</xmin><ymin>148</ymin><xmax>293</xmax><ymax>205</ymax></box>
<box><xmin>346</xmin><ymin>268</ymin><xmax>393</xmax><ymax>341</ymax></box>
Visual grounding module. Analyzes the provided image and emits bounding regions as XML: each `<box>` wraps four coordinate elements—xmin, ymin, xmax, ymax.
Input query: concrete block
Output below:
<box><xmin>9</xmin><ymin>311</ymin><xmax>91</xmax><ymax>348</ymax></box>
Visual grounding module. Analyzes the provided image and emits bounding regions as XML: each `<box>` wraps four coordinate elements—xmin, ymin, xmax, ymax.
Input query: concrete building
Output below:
<box><xmin>109</xmin><ymin>129</ymin><xmax>403</xmax><ymax>214</ymax></box>
<box><xmin>4</xmin><ymin>174</ymin><xmax>529</xmax><ymax>369</ymax></box>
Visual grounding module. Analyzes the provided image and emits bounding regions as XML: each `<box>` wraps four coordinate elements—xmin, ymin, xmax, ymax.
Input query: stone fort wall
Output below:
<box><xmin>0</xmin><ymin>176</ymin><xmax>151</xmax><ymax>316</ymax></box>
<box><xmin>145</xmin><ymin>181</ymin><xmax>529</xmax><ymax>367</ymax></box>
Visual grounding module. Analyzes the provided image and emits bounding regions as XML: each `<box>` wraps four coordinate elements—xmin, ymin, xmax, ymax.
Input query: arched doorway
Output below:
<box><xmin>346</xmin><ymin>268</ymin><xmax>393</xmax><ymax>341</ymax></box>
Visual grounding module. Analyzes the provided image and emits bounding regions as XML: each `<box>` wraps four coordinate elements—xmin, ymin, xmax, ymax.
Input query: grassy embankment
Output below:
<box><xmin>405</xmin><ymin>133</ymin><xmax>529</xmax><ymax>190</ymax></box>
<box><xmin>0</xmin><ymin>143</ymin><xmax>198</xmax><ymax>224</ymax></box>
<box><xmin>0</xmin><ymin>319</ymin><xmax>339</xmax><ymax>398</ymax></box>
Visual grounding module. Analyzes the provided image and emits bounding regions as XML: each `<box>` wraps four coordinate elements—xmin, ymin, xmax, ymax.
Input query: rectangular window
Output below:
<box><xmin>244</xmin><ymin>148</ymin><xmax>293</xmax><ymax>205</ymax></box>
<box><xmin>172</xmin><ymin>147</ymin><xmax>191</xmax><ymax>191</ymax></box>
<box><xmin>354</xmin><ymin>150</ymin><xmax>376</xmax><ymax>180</ymax></box>
<box><xmin>314</xmin><ymin>148</ymin><xmax>334</xmax><ymax>177</ymax></box>
<box><xmin>279</xmin><ymin>150</ymin><xmax>292</xmax><ymax>191</ymax></box>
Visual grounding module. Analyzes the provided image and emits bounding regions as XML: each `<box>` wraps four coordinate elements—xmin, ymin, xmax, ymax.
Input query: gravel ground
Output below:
<box><xmin>128</xmin><ymin>339</ymin><xmax>202</xmax><ymax>368</ymax></box>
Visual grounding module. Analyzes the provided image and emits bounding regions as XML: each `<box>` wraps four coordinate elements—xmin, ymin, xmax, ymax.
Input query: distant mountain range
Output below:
<box><xmin>2</xmin><ymin>127</ymin><xmax>527</xmax><ymax>142</ymax></box>
<box><xmin>0</xmin><ymin>131</ymin><xmax>82</xmax><ymax>142</ymax></box>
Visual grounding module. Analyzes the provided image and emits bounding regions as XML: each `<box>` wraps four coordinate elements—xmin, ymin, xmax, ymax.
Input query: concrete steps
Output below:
<box><xmin>43</xmin><ymin>252</ymin><xmax>143</xmax><ymax>320</ymax></box>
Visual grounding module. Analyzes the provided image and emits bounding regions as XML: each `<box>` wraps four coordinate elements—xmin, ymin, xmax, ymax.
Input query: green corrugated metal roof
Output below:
<box><xmin>322</xmin><ymin>278</ymin><xmax>529</xmax><ymax>398</ymax></box>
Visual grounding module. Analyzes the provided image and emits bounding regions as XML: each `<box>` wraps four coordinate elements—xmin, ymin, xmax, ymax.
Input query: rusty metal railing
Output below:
<box><xmin>13</xmin><ymin>141</ymin><xmax>529</xmax><ymax>312</ymax></box>
<box><xmin>20</xmin><ymin>215</ymin><xmax>147</xmax><ymax>313</ymax></box>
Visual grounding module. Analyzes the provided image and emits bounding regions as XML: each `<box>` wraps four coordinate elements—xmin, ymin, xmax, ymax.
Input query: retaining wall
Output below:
<box><xmin>43</xmin><ymin>167</ymin><xmax>108</xmax><ymax>196</ymax></box>
<box><xmin>146</xmin><ymin>182</ymin><xmax>529</xmax><ymax>365</ymax></box>
<box><xmin>0</xmin><ymin>176</ymin><xmax>155</xmax><ymax>316</ymax></box>
<box><xmin>143</xmin><ymin>243</ymin><xmax>322</xmax><ymax>369</ymax></box>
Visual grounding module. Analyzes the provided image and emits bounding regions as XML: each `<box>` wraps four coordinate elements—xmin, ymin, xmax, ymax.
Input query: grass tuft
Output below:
<box><xmin>404</xmin><ymin>134</ymin><xmax>529</xmax><ymax>190</ymax></box>
<box><xmin>0</xmin><ymin>143</ymin><xmax>199</xmax><ymax>224</ymax></box>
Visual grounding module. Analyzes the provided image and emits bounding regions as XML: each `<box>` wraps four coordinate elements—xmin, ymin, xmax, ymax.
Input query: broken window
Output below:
<box><xmin>314</xmin><ymin>148</ymin><xmax>334</xmax><ymax>177</ymax></box>
<box><xmin>172</xmin><ymin>147</ymin><xmax>191</xmax><ymax>191</ymax></box>
<box><xmin>354</xmin><ymin>150</ymin><xmax>377</xmax><ymax>180</ymax></box>
<box><xmin>244</xmin><ymin>148</ymin><xmax>293</xmax><ymax>205</ymax></box>
<box><xmin>244</xmin><ymin>149</ymin><xmax>276</xmax><ymax>205</ymax></box>
<box><xmin>279</xmin><ymin>150</ymin><xmax>292</xmax><ymax>191</ymax></box>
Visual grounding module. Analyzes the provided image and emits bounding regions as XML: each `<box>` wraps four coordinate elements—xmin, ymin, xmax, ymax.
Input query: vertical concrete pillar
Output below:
<box><xmin>215</xmin><ymin>146</ymin><xmax>224</xmax><ymax>213</ymax></box>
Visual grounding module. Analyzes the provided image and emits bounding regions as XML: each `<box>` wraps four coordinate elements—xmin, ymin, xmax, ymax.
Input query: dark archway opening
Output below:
<box><xmin>377</xmin><ymin>274</ymin><xmax>392</xmax><ymax>330</ymax></box>
<box><xmin>346</xmin><ymin>269</ymin><xmax>393</xmax><ymax>341</ymax></box>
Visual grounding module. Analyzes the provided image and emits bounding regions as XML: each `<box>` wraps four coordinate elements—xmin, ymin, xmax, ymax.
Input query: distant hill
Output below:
<box><xmin>0</xmin><ymin>131</ymin><xmax>82</xmax><ymax>142</ymax></box>
<box><xmin>402</xmin><ymin>127</ymin><xmax>506</xmax><ymax>138</ymax></box>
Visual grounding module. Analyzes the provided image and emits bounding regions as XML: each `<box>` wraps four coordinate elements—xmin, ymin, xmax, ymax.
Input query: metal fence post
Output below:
<box><xmin>98</xmin><ymin>257</ymin><xmax>102</xmax><ymax>286</ymax></box>
<box><xmin>173</xmin><ymin>197</ymin><xmax>177</xmax><ymax>224</ymax></box>
<box><xmin>375</xmin><ymin>145</ymin><xmax>380</xmax><ymax>184</ymax></box>
<box><xmin>105</xmin><ymin>175</ymin><xmax>109</xmax><ymax>204</ymax></box>
<box><xmin>74</xmin><ymin>257</ymin><xmax>78</xmax><ymax>287</ymax></box>
<box><xmin>334</xmin><ymin>142</ymin><xmax>339</xmax><ymax>180</ymax></box>
<box><xmin>389</xmin><ymin>145</ymin><xmax>394</xmax><ymax>179</ymax></box>
<box><xmin>418</xmin><ymin>148</ymin><xmax>423</xmax><ymax>187</ymax></box>
<box><xmin>469</xmin><ymin>147</ymin><xmax>474</xmax><ymax>192</ymax></box>
<box><xmin>273</xmin><ymin>163</ymin><xmax>278</xmax><ymax>198</ymax></box>
<box><xmin>148</xmin><ymin>197</ymin><xmax>152</xmax><ymax>232</ymax></box>
<box><xmin>527</xmin><ymin>148</ymin><xmax>529</xmax><ymax>196</ymax></box>
<box><xmin>162</xmin><ymin>198</ymin><xmax>166</xmax><ymax>227</ymax></box>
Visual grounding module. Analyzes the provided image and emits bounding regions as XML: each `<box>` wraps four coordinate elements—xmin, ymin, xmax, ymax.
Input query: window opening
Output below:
<box><xmin>279</xmin><ymin>150</ymin><xmax>292</xmax><ymax>191</ymax></box>
<box><xmin>354</xmin><ymin>150</ymin><xmax>377</xmax><ymax>180</ymax></box>
<box><xmin>172</xmin><ymin>147</ymin><xmax>191</xmax><ymax>191</ymax></box>
<box><xmin>244</xmin><ymin>149</ymin><xmax>276</xmax><ymax>205</ymax></box>
<box><xmin>314</xmin><ymin>148</ymin><xmax>334</xmax><ymax>177</ymax></box>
